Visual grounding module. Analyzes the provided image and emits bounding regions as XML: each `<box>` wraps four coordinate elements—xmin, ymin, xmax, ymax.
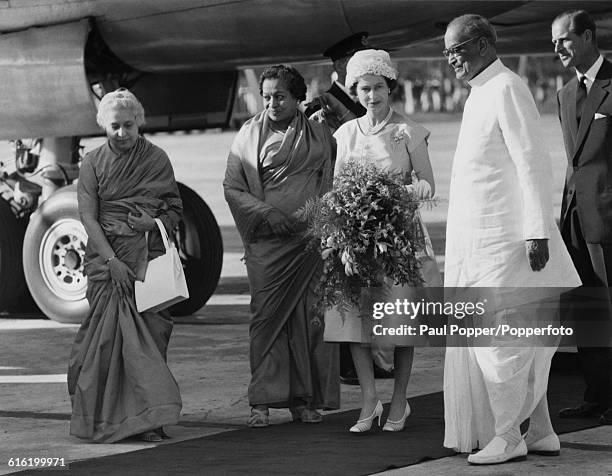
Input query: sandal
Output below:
<box><xmin>290</xmin><ymin>406</ymin><xmax>323</xmax><ymax>423</ymax></box>
<box><xmin>140</xmin><ymin>430</ymin><xmax>163</xmax><ymax>442</ymax></box>
<box><xmin>247</xmin><ymin>407</ymin><xmax>270</xmax><ymax>428</ymax></box>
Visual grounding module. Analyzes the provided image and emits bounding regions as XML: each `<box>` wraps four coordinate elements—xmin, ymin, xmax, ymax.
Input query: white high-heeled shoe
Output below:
<box><xmin>382</xmin><ymin>401</ymin><xmax>411</xmax><ymax>432</ymax></box>
<box><xmin>349</xmin><ymin>400</ymin><xmax>383</xmax><ymax>433</ymax></box>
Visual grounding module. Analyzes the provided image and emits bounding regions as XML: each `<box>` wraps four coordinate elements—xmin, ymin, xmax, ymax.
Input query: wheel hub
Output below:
<box><xmin>39</xmin><ymin>218</ymin><xmax>87</xmax><ymax>301</ymax></box>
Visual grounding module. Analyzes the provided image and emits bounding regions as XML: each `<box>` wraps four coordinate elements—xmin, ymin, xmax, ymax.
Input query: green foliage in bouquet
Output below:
<box><xmin>299</xmin><ymin>160</ymin><xmax>427</xmax><ymax>314</ymax></box>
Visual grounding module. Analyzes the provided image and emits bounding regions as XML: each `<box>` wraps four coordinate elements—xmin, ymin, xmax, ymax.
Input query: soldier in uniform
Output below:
<box><xmin>304</xmin><ymin>32</ymin><xmax>369</xmax><ymax>133</ymax></box>
<box><xmin>307</xmin><ymin>33</ymin><xmax>394</xmax><ymax>384</ymax></box>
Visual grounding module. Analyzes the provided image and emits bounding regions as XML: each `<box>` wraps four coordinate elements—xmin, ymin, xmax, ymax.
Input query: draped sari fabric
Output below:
<box><xmin>224</xmin><ymin>111</ymin><xmax>340</xmax><ymax>409</ymax></box>
<box><xmin>68</xmin><ymin>137</ymin><xmax>183</xmax><ymax>442</ymax></box>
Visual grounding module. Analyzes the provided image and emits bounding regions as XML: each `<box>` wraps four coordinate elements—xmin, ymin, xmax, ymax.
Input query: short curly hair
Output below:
<box><xmin>96</xmin><ymin>88</ymin><xmax>146</xmax><ymax>128</ymax></box>
<box><xmin>259</xmin><ymin>65</ymin><xmax>307</xmax><ymax>102</ymax></box>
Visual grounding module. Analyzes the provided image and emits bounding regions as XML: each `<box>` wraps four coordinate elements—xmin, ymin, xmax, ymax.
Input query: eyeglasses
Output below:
<box><xmin>442</xmin><ymin>36</ymin><xmax>481</xmax><ymax>58</ymax></box>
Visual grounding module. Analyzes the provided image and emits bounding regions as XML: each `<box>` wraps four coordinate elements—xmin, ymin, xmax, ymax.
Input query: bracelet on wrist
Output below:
<box><xmin>104</xmin><ymin>255</ymin><xmax>117</xmax><ymax>264</ymax></box>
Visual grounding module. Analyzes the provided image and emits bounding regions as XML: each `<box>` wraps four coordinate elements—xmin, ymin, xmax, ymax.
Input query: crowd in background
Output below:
<box><xmin>233</xmin><ymin>55</ymin><xmax>578</xmax><ymax>124</ymax></box>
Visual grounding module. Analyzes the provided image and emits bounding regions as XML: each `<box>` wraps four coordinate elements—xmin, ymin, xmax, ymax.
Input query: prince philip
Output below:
<box><xmin>552</xmin><ymin>9</ymin><xmax>612</xmax><ymax>425</ymax></box>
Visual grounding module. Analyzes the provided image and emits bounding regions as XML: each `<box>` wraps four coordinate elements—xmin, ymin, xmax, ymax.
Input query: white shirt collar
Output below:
<box><xmin>468</xmin><ymin>58</ymin><xmax>504</xmax><ymax>88</ymax></box>
<box><xmin>577</xmin><ymin>55</ymin><xmax>604</xmax><ymax>86</ymax></box>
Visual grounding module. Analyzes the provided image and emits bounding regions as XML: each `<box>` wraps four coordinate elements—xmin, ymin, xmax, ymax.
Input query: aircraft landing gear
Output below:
<box><xmin>20</xmin><ymin>183</ymin><xmax>222</xmax><ymax>323</ymax></box>
<box><xmin>0</xmin><ymin>200</ymin><xmax>28</xmax><ymax>312</ymax></box>
<box><xmin>1</xmin><ymin>137</ymin><xmax>223</xmax><ymax>322</ymax></box>
<box><xmin>170</xmin><ymin>182</ymin><xmax>223</xmax><ymax>316</ymax></box>
<box><xmin>23</xmin><ymin>188</ymin><xmax>88</xmax><ymax>323</ymax></box>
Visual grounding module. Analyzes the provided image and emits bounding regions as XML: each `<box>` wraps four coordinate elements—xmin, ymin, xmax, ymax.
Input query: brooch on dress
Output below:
<box><xmin>392</xmin><ymin>129</ymin><xmax>406</xmax><ymax>144</ymax></box>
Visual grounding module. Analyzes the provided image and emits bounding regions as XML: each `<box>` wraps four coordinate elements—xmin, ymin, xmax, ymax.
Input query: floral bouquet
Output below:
<box><xmin>299</xmin><ymin>160</ymin><xmax>428</xmax><ymax>314</ymax></box>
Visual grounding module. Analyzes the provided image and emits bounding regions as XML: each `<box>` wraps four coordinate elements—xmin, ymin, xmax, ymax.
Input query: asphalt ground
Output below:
<box><xmin>1</xmin><ymin>115</ymin><xmax>611</xmax><ymax>475</ymax></box>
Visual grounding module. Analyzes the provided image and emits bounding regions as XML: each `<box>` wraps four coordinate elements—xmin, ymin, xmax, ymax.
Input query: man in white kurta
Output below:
<box><xmin>442</xmin><ymin>15</ymin><xmax>581</xmax><ymax>465</ymax></box>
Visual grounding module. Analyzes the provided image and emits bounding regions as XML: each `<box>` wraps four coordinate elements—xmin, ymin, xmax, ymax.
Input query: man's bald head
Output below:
<box><xmin>446</xmin><ymin>14</ymin><xmax>497</xmax><ymax>47</ymax></box>
<box><xmin>444</xmin><ymin>14</ymin><xmax>498</xmax><ymax>81</ymax></box>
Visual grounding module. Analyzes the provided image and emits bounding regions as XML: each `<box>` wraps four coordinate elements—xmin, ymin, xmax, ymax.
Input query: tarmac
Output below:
<box><xmin>1</xmin><ymin>126</ymin><xmax>610</xmax><ymax>475</ymax></box>
<box><xmin>1</xmin><ymin>246</ymin><xmax>610</xmax><ymax>475</ymax></box>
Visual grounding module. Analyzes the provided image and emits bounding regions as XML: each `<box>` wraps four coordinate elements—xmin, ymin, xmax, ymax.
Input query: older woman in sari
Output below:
<box><xmin>68</xmin><ymin>88</ymin><xmax>182</xmax><ymax>443</ymax></box>
<box><xmin>224</xmin><ymin>65</ymin><xmax>339</xmax><ymax>427</ymax></box>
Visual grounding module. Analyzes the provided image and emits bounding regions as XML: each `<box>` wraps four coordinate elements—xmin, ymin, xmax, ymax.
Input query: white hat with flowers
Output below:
<box><xmin>345</xmin><ymin>49</ymin><xmax>398</xmax><ymax>89</ymax></box>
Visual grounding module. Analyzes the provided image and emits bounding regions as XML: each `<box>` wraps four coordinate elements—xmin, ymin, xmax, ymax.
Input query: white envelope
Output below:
<box><xmin>594</xmin><ymin>112</ymin><xmax>608</xmax><ymax>120</ymax></box>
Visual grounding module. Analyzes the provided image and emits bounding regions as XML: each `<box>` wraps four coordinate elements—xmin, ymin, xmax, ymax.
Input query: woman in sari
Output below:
<box><xmin>324</xmin><ymin>50</ymin><xmax>441</xmax><ymax>433</ymax></box>
<box><xmin>68</xmin><ymin>88</ymin><xmax>182</xmax><ymax>443</ymax></box>
<box><xmin>224</xmin><ymin>65</ymin><xmax>339</xmax><ymax>427</ymax></box>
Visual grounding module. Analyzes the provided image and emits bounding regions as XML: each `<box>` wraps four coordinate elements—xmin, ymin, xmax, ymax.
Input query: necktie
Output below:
<box><xmin>576</xmin><ymin>75</ymin><xmax>587</xmax><ymax>124</ymax></box>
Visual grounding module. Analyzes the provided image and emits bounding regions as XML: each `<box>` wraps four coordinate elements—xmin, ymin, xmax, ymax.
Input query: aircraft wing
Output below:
<box><xmin>395</xmin><ymin>1</ymin><xmax>612</xmax><ymax>58</ymax></box>
<box><xmin>0</xmin><ymin>0</ymin><xmax>611</xmax><ymax>139</ymax></box>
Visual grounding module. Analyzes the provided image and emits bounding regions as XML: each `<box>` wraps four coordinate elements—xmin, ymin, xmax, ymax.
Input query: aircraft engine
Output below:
<box><xmin>0</xmin><ymin>20</ymin><xmax>100</xmax><ymax>141</ymax></box>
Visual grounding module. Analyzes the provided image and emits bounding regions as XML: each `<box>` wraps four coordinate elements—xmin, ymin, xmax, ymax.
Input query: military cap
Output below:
<box><xmin>323</xmin><ymin>32</ymin><xmax>369</xmax><ymax>62</ymax></box>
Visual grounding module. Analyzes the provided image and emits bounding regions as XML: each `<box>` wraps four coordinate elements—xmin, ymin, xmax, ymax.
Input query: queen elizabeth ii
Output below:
<box><xmin>324</xmin><ymin>49</ymin><xmax>441</xmax><ymax>433</ymax></box>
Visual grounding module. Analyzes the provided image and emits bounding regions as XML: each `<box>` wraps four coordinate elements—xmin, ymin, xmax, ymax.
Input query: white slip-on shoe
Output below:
<box><xmin>467</xmin><ymin>437</ymin><xmax>527</xmax><ymax>465</ymax></box>
<box><xmin>525</xmin><ymin>433</ymin><xmax>560</xmax><ymax>456</ymax></box>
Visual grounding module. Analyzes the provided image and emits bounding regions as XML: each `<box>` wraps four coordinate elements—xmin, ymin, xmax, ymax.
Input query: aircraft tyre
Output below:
<box><xmin>23</xmin><ymin>189</ymin><xmax>88</xmax><ymax>323</ymax></box>
<box><xmin>21</xmin><ymin>183</ymin><xmax>222</xmax><ymax>323</ymax></box>
<box><xmin>0</xmin><ymin>200</ymin><xmax>28</xmax><ymax>312</ymax></box>
<box><xmin>170</xmin><ymin>182</ymin><xmax>223</xmax><ymax>316</ymax></box>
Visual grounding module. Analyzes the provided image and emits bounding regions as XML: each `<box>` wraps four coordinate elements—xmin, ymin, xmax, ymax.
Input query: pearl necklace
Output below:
<box><xmin>363</xmin><ymin>108</ymin><xmax>393</xmax><ymax>135</ymax></box>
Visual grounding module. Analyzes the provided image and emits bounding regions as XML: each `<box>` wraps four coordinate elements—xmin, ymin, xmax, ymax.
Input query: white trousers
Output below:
<box><xmin>443</xmin><ymin>300</ymin><xmax>558</xmax><ymax>452</ymax></box>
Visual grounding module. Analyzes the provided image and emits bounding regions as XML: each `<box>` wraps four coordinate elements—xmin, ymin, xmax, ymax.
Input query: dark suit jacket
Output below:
<box><xmin>558</xmin><ymin>58</ymin><xmax>612</xmax><ymax>244</ymax></box>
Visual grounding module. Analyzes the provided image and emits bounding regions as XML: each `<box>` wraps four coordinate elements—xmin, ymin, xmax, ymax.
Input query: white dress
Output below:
<box><xmin>443</xmin><ymin>60</ymin><xmax>581</xmax><ymax>452</ymax></box>
<box><xmin>323</xmin><ymin>110</ymin><xmax>442</xmax><ymax>367</ymax></box>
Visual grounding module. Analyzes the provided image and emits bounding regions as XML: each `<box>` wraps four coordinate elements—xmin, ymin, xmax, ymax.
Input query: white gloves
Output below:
<box><xmin>405</xmin><ymin>179</ymin><xmax>432</xmax><ymax>200</ymax></box>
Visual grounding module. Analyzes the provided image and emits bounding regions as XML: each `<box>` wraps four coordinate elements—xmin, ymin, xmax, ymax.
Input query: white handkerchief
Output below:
<box><xmin>594</xmin><ymin>112</ymin><xmax>608</xmax><ymax>120</ymax></box>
